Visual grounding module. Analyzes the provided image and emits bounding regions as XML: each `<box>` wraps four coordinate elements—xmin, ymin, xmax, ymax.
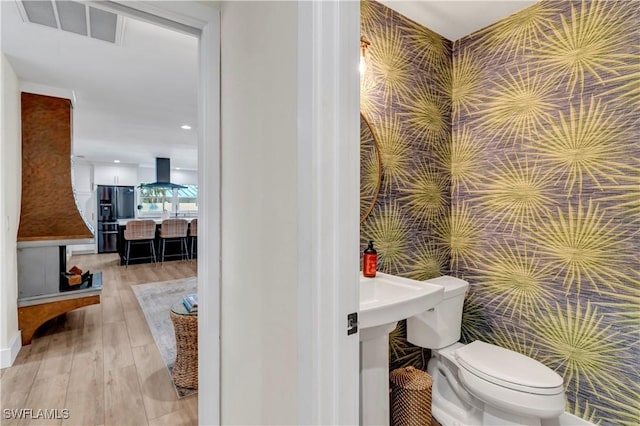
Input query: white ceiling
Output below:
<box><xmin>2</xmin><ymin>1</ymin><xmax>537</xmax><ymax>172</ymax></box>
<box><xmin>378</xmin><ymin>0</ymin><xmax>538</xmax><ymax>41</ymax></box>
<box><xmin>1</xmin><ymin>1</ymin><xmax>198</xmax><ymax>170</ymax></box>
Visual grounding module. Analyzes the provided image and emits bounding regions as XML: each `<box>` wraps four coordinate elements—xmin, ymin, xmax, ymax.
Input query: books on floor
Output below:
<box><xmin>182</xmin><ymin>293</ymin><xmax>198</xmax><ymax>313</ymax></box>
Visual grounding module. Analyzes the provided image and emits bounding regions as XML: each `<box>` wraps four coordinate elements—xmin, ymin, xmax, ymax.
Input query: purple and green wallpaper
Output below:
<box><xmin>360</xmin><ymin>1</ymin><xmax>639</xmax><ymax>424</ymax></box>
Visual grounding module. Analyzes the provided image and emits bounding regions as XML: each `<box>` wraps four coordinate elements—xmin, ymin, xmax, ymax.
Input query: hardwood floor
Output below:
<box><xmin>1</xmin><ymin>254</ymin><xmax>198</xmax><ymax>426</ymax></box>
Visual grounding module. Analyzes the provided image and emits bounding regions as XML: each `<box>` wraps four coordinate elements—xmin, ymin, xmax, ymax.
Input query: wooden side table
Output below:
<box><xmin>170</xmin><ymin>301</ymin><xmax>198</xmax><ymax>389</ymax></box>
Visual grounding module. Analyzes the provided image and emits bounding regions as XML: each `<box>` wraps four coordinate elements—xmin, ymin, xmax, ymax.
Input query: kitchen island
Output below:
<box><xmin>117</xmin><ymin>217</ymin><xmax>197</xmax><ymax>265</ymax></box>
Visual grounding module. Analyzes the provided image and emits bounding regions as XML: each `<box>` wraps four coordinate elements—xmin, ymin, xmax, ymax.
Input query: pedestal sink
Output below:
<box><xmin>359</xmin><ymin>272</ymin><xmax>444</xmax><ymax>426</ymax></box>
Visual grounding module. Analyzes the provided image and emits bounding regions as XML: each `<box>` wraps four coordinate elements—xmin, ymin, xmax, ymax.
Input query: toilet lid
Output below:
<box><xmin>455</xmin><ymin>341</ymin><xmax>564</xmax><ymax>395</ymax></box>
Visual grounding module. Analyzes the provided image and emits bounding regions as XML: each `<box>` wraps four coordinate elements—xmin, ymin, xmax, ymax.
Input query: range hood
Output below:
<box><xmin>139</xmin><ymin>158</ymin><xmax>186</xmax><ymax>189</ymax></box>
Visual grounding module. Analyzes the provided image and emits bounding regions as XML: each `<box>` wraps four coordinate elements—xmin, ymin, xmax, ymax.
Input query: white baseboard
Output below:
<box><xmin>0</xmin><ymin>330</ymin><xmax>21</xmax><ymax>369</ymax></box>
<box><xmin>69</xmin><ymin>244</ymin><xmax>96</xmax><ymax>255</ymax></box>
<box><xmin>71</xmin><ymin>249</ymin><xmax>95</xmax><ymax>255</ymax></box>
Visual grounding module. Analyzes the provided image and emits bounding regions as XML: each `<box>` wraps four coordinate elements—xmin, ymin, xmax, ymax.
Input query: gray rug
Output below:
<box><xmin>132</xmin><ymin>277</ymin><xmax>197</xmax><ymax>398</ymax></box>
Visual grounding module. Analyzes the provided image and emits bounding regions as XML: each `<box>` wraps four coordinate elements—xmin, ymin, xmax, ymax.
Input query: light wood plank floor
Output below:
<box><xmin>1</xmin><ymin>254</ymin><xmax>198</xmax><ymax>426</ymax></box>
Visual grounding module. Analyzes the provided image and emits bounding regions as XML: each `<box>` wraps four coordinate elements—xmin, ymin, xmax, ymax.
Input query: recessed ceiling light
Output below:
<box><xmin>176</xmin><ymin>167</ymin><xmax>181</xmax><ymax>170</ymax></box>
<box><xmin>114</xmin><ymin>160</ymin><xmax>120</xmax><ymax>163</ymax></box>
<box><xmin>181</xmin><ymin>125</ymin><xmax>192</xmax><ymax>130</ymax></box>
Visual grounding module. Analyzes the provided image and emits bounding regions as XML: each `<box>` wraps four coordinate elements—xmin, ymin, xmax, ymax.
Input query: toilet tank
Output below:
<box><xmin>406</xmin><ymin>276</ymin><xmax>469</xmax><ymax>349</ymax></box>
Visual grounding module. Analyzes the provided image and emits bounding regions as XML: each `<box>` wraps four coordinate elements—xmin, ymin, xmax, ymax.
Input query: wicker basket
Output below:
<box><xmin>170</xmin><ymin>310</ymin><xmax>198</xmax><ymax>389</ymax></box>
<box><xmin>390</xmin><ymin>366</ymin><xmax>433</xmax><ymax>426</ymax></box>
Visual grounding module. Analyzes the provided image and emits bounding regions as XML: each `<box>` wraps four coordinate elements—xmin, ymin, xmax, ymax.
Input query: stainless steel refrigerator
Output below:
<box><xmin>97</xmin><ymin>185</ymin><xmax>135</xmax><ymax>253</ymax></box>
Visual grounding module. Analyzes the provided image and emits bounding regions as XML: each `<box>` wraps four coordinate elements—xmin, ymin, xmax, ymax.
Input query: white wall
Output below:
<box><xmin>70</xmin><ymin>160</ymin><xmax>96</xmax><ymax>254</ymax></box>
<box><xmin>220</xmin><ymin>2</ymin><xmax>298</xmax><ymax>424</ymax></box>
<box><xmin>0</xmin><ymin>53</ymin><xmax>22</xmax><ymax>368</ymax></box>
<box><xmin>138</xmin><ymin>166</ymin><xmax>197</xmax><ymax>185</ymax></box>
<box><xmin>92</xmin><ymin>163</ymin><xmax>197</xmax><ymax>187</ymax></box>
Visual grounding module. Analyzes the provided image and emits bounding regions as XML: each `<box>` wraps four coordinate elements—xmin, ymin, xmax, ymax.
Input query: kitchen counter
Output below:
<box><xmin>117</xmin><ymin>219</ymin><xmax>197</xmax><ymax>265</ymax></box>
<box><xmin>118</xmin><ymin>217</ymin><xmax>197</xmax><ymax>226</ymax></box>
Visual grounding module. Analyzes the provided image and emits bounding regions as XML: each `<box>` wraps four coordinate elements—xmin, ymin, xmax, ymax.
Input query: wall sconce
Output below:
<box><xmin>359</xmin><ymin>37</ymin><xmax>371</xmax><ymax>75</ymax></box>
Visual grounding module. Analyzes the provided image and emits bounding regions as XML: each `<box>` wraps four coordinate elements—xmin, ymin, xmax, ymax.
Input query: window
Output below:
<box><xmin>137</xmin><ymin>185</ymin><xmax>198</xmax><ymax>217</ymax></box>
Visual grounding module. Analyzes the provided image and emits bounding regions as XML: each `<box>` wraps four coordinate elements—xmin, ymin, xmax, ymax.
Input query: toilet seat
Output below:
<box><xmin>455</xmin><ymin>341</ymin><xmax>564</xmax><ymax>395</ymax></box>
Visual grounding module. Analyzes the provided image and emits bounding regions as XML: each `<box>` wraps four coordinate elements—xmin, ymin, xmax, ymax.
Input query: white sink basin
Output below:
<box><xmin>359</xmin><ymin>272</ymin><xmax>444</xmax><ymax>330</ymax></box>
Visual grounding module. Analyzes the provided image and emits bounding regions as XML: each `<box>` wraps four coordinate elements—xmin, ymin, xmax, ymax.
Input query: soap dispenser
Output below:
<box><xmin>363</xmin><ymin>241</ymin><xmax>377</xmax><ymax>277</ymax></box>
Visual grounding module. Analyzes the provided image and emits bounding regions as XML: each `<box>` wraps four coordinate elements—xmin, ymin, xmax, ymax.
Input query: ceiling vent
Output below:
<box><xmin>17</xmin><ymin>0</ymin><xmax>123</xmax><ymax>44</ymax></box>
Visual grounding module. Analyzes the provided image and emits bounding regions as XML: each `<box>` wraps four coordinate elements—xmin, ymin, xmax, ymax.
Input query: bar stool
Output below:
<box><xmin>123</xmin><ymin>220</ymin><xmax>157</xmax><ymax>267</ymax></box>
<box><xmin>188</xmin><ymin>219</ymin><xmax>197</xmax><ymax>260</ymax></box>
<box><xmin>159</xmin><ymin>219</ymin><xmax>189</xmax><ymax>262</ymax></box>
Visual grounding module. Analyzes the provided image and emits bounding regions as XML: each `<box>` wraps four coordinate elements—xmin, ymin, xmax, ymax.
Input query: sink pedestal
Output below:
<box><xmin>359</xmin><ymin>323</ymin><xmax>396</xmax><ymax>426</ymax></box>
<box><xmin>358</xmin><ymin>272</ymin><xmax>444</xmax><ymax>426</ymax></box>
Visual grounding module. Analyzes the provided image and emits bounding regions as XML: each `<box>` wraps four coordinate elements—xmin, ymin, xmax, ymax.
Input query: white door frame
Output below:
<box><xmin>106</xmin><ymin>1</ymin><xmax>361</xmax><ymax>425</ymax></box>
<box><xmin>297</xmin><ymin>1</ymin><xmax>361</xmax><ymax>424</ymax></box>
<box><xmin>104</xmin><ymin>2</ymin><xmax>220</xmax><ymax>424</ymax></box>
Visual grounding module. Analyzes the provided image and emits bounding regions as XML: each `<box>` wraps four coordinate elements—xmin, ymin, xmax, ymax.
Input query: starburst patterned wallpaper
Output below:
<box><xmin>360</xmin><ymin>0</ymin><xmax>452</xmax><ymax>279</ymax></box>
<box><xmin>360</xmin><ymin>0</ymin><xmax>453</xmax><ymax>374</ymax></box>
<box><xmin>360</xmin><ymin>1</ymin><xmax>639</xmax><ymax>424</ymax></box>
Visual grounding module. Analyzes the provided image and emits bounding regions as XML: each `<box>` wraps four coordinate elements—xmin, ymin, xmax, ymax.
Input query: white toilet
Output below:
<box><xmin>406</xmin><ymin>276</ymin><xmax>566</xmax><ymax>426</ymax></box>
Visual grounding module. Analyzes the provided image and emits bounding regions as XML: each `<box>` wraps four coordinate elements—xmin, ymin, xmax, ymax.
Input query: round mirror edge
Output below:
<box><xmin>360</xmin><ymin>112</ymin><xmax>382</xmax><ymax>225</ymax></box>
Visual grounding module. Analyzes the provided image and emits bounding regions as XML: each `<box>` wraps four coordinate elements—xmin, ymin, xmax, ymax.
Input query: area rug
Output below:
<box><xmin>132</xmin><ymin>277</ymin><xmax>197</xmax><ymax>398</ymax></box>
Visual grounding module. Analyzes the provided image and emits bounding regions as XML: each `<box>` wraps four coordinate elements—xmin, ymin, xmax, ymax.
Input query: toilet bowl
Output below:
<box><xmin>455</xmin><ymin>341</ymin><xmax>565</xmax><ymax>419</ymax></box>
<box><xmin>407</xmin><ymin>276</ymin><xmax>567</xmax><ymax>426</ymax></box>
